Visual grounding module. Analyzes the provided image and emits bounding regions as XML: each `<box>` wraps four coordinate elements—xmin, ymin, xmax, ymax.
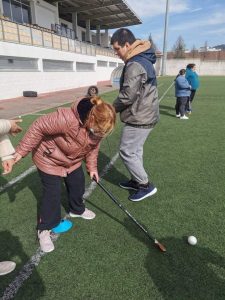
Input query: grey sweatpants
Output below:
<box><xmin>119</xmin><ymin>125</ymin><xmax>153</xmax><ymax>184</ymax></box>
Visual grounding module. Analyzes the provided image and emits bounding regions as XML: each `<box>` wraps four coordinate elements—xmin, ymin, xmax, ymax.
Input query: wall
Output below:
<box><xmin>160</xmin><ymin>58</ymin><xmax>225</xmax><ymax>76</ymax></box>
<box><xmin>0</xmin><ymin>41</ymin><xmax>122</xmax><ymax>100</ymax></box>
<box><xmin>35</xmin><ymin>0</ymin><xmax>58</xmax><ymax>29</ymax></box>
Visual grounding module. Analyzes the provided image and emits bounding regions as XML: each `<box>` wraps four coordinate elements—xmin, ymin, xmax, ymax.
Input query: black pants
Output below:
<box><xmin>186</xmin><ymin>90</ymin><xmax>196</xmax><ymax>111</ymax></box>
<box><xmin>37</xmin><ymin>166</ymin><xmax>85</xmax><ymax>231</ymax></box>
<box><xmin>190</xmin><ymin>90</ymin><xmax>196</xmax><ymax>102</ymax></box>
<box><xmin>175</xmin><ymin>96</ymin><xmax>189</xmax><ymax>116</ymax></box>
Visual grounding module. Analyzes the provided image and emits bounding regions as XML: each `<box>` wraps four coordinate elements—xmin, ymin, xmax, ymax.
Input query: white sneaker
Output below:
<box><xmin>38</xmin><ymin>230</ymin><xmax>54</xmax><ymax>253</ymax></box>
<box><xmin>180</xmin><ymin>115</ymin><xmax>189</xmax><ymax>120</ymax></box>
<box><xmin>0</xmin><ymin>261</ymin><xmax>16</xmax><ymax>276</ymax></box>
<box><xmin>176</xmin><ymin>114</ymin><xmax>180</xmax><ymax>118</ymax></box>
<box><xmin>69</xmin><ymin>208</ymin><xmax>96</xmax><ymax>220</ymax></box>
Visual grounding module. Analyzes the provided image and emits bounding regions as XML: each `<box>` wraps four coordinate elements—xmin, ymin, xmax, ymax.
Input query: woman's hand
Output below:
<box><xmin>9</xmin><ymin>119</ymin><xmax>22</xmax><ymax>136</ymax></box>
<box><xmin>2</xmin><ymin>158</ymin><xmax>15</xmax><ymax>175</ymax></box>
<box><xmin>14</xmin><ymin>152</ymin><xmax>22</xmax><ymax>163</ymax></box>
<box><xmin>90</xmin><ymin>171</ymin><xmax>99</xmax><ymax>182</ymax></box>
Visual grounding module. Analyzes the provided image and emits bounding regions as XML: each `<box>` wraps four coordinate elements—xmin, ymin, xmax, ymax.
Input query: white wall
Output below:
<box><xmin>0</xmin><ymin>41</ymin><xmax>122</xmax><ymax>100</ymax></box>
<box><xmin>161</xmin><ymin>58</ymin><xmax>225</xmax><ymax>76</ymax></box>
<box><xmin>95</xmin><ymin>55</ymin><xmax>120</xmax><ymax>82</ymax></box>
<box><xmin>35</xmin><ymin>0</ymin><xmax>58</xmax><ymax>29</ymax></box>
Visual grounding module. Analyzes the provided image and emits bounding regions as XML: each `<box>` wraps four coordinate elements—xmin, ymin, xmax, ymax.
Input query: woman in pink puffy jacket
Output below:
<box><xmin>15</xmin><ymin>96</ymin><xmax>116</xmax><ymax>253</ymax></box>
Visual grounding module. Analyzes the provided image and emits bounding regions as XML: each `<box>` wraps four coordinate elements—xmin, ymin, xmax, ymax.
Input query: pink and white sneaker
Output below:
<box><xmin>38</xmin><ymin>230</ymin><xmax>54</xmax><ymax>253</ymax></box>
<box><xmin>0</xmin><ymin>261</ymin><xmax>16</xmax><ymax>276</ymax></box>
<box><xmin>69</xmin><ymin>208</ymin><xmax>96</xmax><ymax>220</ymax></box>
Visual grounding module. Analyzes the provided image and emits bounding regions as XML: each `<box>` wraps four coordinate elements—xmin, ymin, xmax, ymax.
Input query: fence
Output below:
<box><xmin>0</xmin><ymin>18</ymin><xmax>116</xmax><ymax>58</ymax></box>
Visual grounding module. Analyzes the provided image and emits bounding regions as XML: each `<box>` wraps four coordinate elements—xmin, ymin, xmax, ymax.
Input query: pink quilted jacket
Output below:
<box><xmin>16</xmin><ymin>99</ymin><xmax>101</xmax><ymax>177</ymax></box>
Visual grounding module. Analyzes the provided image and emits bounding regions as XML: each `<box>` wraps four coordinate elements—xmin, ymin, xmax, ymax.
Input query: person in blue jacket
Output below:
<box><xmin>175</xmin><ymin>69</ymin><xmax>191</xmax><ymax>120</ymax></box>
<box><xmin>185</xmin><ymin>63</ymin><xmax>199</xmax><ymax>113</ymax></box>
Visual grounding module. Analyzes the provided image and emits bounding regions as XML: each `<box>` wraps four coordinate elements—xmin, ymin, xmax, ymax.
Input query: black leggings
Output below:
<box><xmin>186</xmin><ymin>90</ymin><xmax>196</xmax><ymax>111</ymax></box>
<box><xmin>37</xmin><ymin>166</ymin><xmax>85</xmax><ymax>230</ymax></box>
<box><xmin>190</xmin><ymin>90</ymin><xmax>196</xmax><ymax>102</ymax></box>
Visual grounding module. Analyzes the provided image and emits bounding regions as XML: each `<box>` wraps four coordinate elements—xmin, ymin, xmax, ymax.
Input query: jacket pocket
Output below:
<box><xmin>43</xmin><ymin>147</ymin><xmax>72</xmax><ymax>167</ymax></box>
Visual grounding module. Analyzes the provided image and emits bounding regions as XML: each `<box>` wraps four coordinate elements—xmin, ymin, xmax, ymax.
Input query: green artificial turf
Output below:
<box><xmin>1</xmin><ymin>77</ymin><xmax>225</xmax><ymax>299</ymax></box>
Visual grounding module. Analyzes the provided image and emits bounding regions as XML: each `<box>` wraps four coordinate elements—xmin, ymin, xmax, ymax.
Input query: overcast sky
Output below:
<box><xmin>110</xmin><ymin>0</ymin><xmax>225</xmax><ymax>51</ymax></box>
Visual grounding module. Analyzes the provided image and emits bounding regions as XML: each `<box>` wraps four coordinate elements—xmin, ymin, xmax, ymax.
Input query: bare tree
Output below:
<box><xmin>148</xmin><ymin>33</ymin><xmax>157</xmax><ymax>51</ymax></box>
<box><xmin>191</xmin><ymin>44</ymin><xmax>198</xmax><ymax>58</ymax></box>
<box><xmin>172</xmin><ymin>35</ymin><xmax>186</xmax><ymax>58</ymax></box>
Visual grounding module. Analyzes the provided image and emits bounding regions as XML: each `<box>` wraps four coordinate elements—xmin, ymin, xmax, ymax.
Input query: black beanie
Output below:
<box><xmin>77</xmin><ymin>98</ymin><xmax>94</xmax><ymax>124</ymax></box>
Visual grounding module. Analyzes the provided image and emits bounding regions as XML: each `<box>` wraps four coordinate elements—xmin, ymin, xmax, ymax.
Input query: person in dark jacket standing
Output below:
<box><xmin>111</xmin><ymin>28</ymin><xmax>159</xmax><ymax>202</ymax></box>
<box><xmin>185</xmin><ymin>63</ymin><xmax>199</xmax><ymax>113</ymax></box>
<box><xmin>175</xmin><ymin>69</ymin><xmax>191</xmax><ymax>120</ymax></box>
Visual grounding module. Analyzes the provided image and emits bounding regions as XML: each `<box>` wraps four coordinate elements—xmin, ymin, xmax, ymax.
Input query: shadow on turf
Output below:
<box><xmin>160</xmin><ymin>104</ymin><xmax>177</xmax><ymax>118</ymax></box>
<box><xmin>0</xmin><ymin>150</ymin><xmax>128</xmax><ymax>223</ymax></box>
<box><xmin>124</xmin><ymin>217</ymin><xmax>225</xmax><ymax>299</ymax></box>
<box><xmin>95</xmin><ymin>151</ymin><xmax>129</xmax><ymax>187</ymax></box>
<box><xmin>0</xmin><ymin>230</ymin><xmax>45</xmax><ymax>299</ymax></box>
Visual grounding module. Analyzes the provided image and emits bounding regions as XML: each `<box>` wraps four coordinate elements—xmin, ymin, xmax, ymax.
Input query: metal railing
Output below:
<box><xmin>0</xmin><ymin>18</ymin><xmax>117</xmax><ymax>58</ymax></box>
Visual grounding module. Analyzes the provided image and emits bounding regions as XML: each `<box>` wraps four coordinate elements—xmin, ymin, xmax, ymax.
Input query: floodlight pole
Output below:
<box><xmin>161</xmin><ymin>0</ymin><xmax>170</xmax><ymax>76</ymax></box>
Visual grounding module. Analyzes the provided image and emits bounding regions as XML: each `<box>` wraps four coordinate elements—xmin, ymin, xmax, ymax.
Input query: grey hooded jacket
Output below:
<box><xmin>113</xmin><ymin>41</ymin><xmax>159</xmax><ymax>127</ymax></box>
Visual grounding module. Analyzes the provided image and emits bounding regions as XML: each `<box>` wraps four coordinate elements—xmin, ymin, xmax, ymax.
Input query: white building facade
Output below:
<box><xmin>0</xmin><ymin>0</ymin><xmax>141</xmax><ymax>100</ymax></box>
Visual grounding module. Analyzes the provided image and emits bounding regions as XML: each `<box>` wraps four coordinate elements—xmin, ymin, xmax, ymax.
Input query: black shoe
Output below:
<box><xmin>129</xmin><ymin>183</ymin><xmax>157</xmax><ymax>201</ymax></box>
<box><xmin>119</xmin><ymin>180</ymin><xmax>139</xmax><ymax>190</ymax></box>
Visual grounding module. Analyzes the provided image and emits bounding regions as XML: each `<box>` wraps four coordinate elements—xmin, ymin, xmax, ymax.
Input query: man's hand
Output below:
<box><xmin>9</xmin><ymin>119</ymin><xmax>22</xmax><ymax>136</ymax></box>
<box><xmin>14</xmin><ymin>152</ymin><xmax>22</xmax><ymax>163</ymax></box>
<box><xmin>90</xmin><ymin>171</ymin><xmax>99</xmax><ymax>182</ymax></box>
<box><xmin>2</xmin><ymin>158</ymin><xmax>15</xmax><ymax>175</ymax></box>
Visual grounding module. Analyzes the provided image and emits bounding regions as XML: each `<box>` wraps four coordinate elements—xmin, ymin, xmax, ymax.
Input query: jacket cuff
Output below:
<box><xmin>1</xmin><ymin>154</ymin><xmax>14</xmax><ymax>161</ymax></box>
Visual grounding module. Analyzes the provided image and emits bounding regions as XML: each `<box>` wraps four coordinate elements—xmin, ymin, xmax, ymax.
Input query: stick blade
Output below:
<box><xmin>155</xmin><ymin>240</ymin><xmax>166</xmax><ymax>252</ymax></box>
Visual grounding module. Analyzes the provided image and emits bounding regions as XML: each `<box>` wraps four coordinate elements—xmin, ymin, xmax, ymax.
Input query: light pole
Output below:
<box><xmin>161</xmin><ymin>0</ymin><xmax>170</xmax><ymax>76</ymax></box>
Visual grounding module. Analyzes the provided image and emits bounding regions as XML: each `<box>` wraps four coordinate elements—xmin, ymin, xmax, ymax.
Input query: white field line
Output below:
<box><xmin>83</xmin><ymin>152</ymin><xmax>119</xmax><ymax>200</ymax></box>
<box><xmin>28</xmin><ymin>113</ymin><xmax>46</xmax><ymax>116</ymax></box>
<box><xmin>14</xmin><ymin>101</ymin><xmax>73</xmax><ymax>119</ymax></box>
<box><xmin>1</xmin><ymin>152</ymin><xmax>119</xmax><ymax>299</ymax></box>
<box><xmin>159</xmin><ymin>81</ymin><xmax>174</xmax><ymax>103</ymax></box>
<box><xmin>0</xmin><ymin>166</ymin><xmax>37</xmax><ymax>193</ymax></box>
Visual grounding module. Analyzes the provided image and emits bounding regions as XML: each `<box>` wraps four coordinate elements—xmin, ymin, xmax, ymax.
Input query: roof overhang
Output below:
<box><xmin>46</xmin><ymin>0</ymin><xmax>142</xmax><ymax>30</ymax></box>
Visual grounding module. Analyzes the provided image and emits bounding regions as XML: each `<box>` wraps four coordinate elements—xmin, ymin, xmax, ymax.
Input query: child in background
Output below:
<box><xmin>14</xmin><ymin>96</ymin><xmax>116</xmax><ymax>253</ymax></box>
<box><xmin>175</xmin><ymin>69</ymin><xmax>191</xmax><ymax>120</ymax></box>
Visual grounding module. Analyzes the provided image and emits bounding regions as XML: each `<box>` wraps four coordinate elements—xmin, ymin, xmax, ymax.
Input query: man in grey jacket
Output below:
<box><xmin>111</xmin><ymin>28</ymin><xmax>159</xmax><ymax>201</ymax></box>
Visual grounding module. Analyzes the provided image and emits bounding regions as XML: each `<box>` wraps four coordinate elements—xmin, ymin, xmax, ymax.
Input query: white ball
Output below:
<box><xmin>188</xmin><ymin>236</ymin><xmax>197</xmax><ymax>245</ymax></box>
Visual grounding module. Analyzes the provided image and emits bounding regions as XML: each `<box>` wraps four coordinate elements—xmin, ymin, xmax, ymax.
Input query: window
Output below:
<box><xmin>2</xmin><ymin>0</ymin><xmax>11</xmax><ymax>19</ymax></box>
<box><xmin>76</xmin><ymin>62</ymin><xmax>94</xmax><ymax>72</ymax></box>
<box><xmin>97</xmin><ymin>60</ymin><xmax>108</xmax><ymax>67</ymax></box>
<box><xmin>11</xmin><ymin>0</ymin><xmax>22</xmax><ymax>23</ymax></box>
<box><xmin>43</xmin><ymin>59</ymin><xmax>73</xmax><ymax>72</ymax></box>
<box><xmin>22</xmin><ymin>3</ymin><xmax>31</xmax><ymax>24</ymax></box>
<box><xmin>0</xmin><ymin>56</ymin><xmax>38</xmax><ymax>71</ymax></box>
<box><xmin>2</xmin><ymin>0</ymin><xmax>31</xmax><ymax>24</ymax></box>
<box><xmin>109</xmin><ymin>62</ymin><xmax>117</xmax><ymax>68</ymax></box>
<box><xmin>81</xmin><ymin>31</ymin><xmax>85</xmax><ymax>42</ymax></box>
<box><xmin>61</xmin><ymin>23</ymin><xmax>67</xmax><ymax>36</ymax></box>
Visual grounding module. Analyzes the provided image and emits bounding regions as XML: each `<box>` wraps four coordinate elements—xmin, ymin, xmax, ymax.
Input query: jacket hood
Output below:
<box><xmin>71</xmin><ymin>97</ymin><xmax>86</xmax><ymax>125</ymax></box>
<box><xmin>125</xmin><ymin>40</ymin><xmax>156</xmax><ymax>64</ymax></box>
<box><xmin>137</xmin><ymin>47</ymin><xmax>157</xmax><ymax>64</ymax></box>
